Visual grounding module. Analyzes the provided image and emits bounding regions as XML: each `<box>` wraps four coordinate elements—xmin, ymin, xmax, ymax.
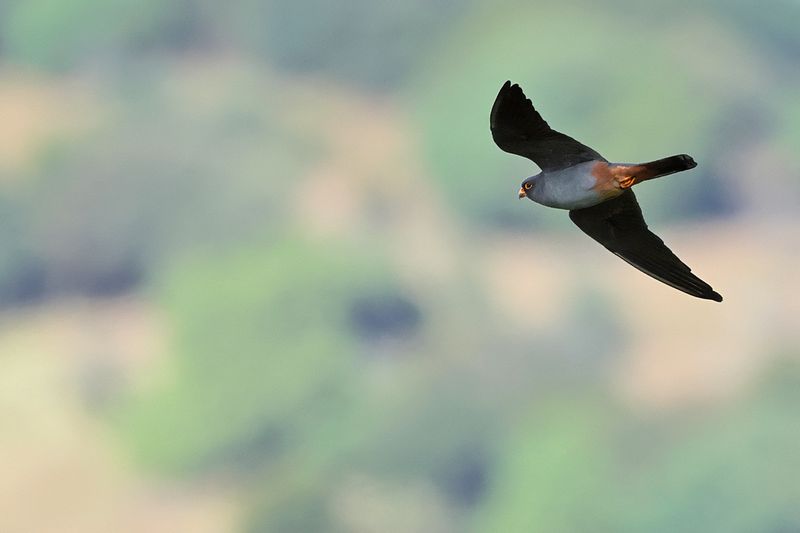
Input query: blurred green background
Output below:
<box><xmin>1</xmin><ymin>0</ymin><xmax>799</xmax><ymax>531</ymax></box>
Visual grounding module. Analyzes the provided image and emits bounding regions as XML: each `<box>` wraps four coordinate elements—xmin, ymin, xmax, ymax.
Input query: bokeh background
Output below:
<box><xmin>1</xmin><ymin>0</ymin><xmax>799</xmax><ymax>531</ymax></box>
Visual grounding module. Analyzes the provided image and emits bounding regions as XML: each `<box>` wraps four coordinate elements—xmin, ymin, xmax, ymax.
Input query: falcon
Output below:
<box><xmin>491</xmin><ymin>81</ymin><xmax>722</xmax><ymax>301</ymax></box>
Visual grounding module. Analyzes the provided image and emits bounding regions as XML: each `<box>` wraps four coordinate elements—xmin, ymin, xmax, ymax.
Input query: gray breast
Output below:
<box><xmin>533</xmin><ymin>162</ymin><xmax>605</xmax><ymax>210</ymax></box>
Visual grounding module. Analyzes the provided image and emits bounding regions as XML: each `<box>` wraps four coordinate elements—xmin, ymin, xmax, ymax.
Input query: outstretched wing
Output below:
<box><xmin>568</xmin><ymin>190</ymin><xmax>722</xmax><ymax>301</ymax></box>
<box><xmin>490</xmin><ymin>81</ymin><xmax>605</xmax><ymax>172</ymax></box>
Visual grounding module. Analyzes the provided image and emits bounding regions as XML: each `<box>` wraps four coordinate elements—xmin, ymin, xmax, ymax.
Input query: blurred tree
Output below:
<box><xmin>713</xmin><ymin>0</ymin><xmax>800</xmax><ymax>63</ymax></box>
<box><xmin>120</xmin><ymin>239</ymin><xmax>401</xmax><ymax>470</ymax></box>
<box><xmin>619</xmin><ymin>368</ymin><xmax>800</xmax><ymax>532</ymax></box>
<box><xmin>474</xmin><ymin>399</ymin><xmax>615</xmax><ymax>532</ymax></box>
<box><xmin>2</xmin><ymin>0</ymin><xmax>200</xmax><ymax>69</ymax></box>
<box><xmin>0</xmin><ymin>68</ymin><xmax>308</xmax><ymax>302</ymax></box>
<box><xmin>349</xmin><ymin>291</ymin><xmax>421</xmax><ymax>346</ymax></box>
<box><xmin>474</xmin><ymin>366</ymin><xmax>800</xmax><ymax>533</ymax></box>
<box><xmin>251</xmin><ymin>0</ymin><xmax>468</xmax><ymax>90</ymax></box>
<box><xmin>0</xmin><ymin>193</ymin><xmax>46</xmax><ymax>304</ymax></box>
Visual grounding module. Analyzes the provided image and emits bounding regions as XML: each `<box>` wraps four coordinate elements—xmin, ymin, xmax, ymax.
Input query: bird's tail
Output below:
<box><xmin>618</xmin><ymin>154</ymin><xmax>697</xmax><ymax>189</ymax></box>
<box><xmin>638</xmin><ymin>154</ymin><xmax>697</xmax><ymax>179</ymax></box>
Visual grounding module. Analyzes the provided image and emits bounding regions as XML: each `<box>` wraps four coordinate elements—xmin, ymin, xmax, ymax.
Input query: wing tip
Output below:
<box><xmin>610</xmin><ymin>252</ymin><xmax>723</xmax><ymax>302</ymax></box>
<box><xmin>492</xmin><ymin>80</ymin><xmax>518</xmax><ymax>128</ymax></box>
<box><xmin>694</xmin><ymin>287</ymin><xmax>722</xmax><ymax>302</ymax></box>
<box><xmin>706</xmin><ymin>290</ymin><xmax>723</xmax><ymax>302</ymax></box>
<box><xmin>499</xmin><ymin>80</ymin><xmax>522</xmax><ymax>93</ymax></box>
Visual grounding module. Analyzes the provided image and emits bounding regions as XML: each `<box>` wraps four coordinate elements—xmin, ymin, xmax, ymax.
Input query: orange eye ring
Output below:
<box><xmin>524</xmin><ymin>182</ymin><xmax>532</xmax><ymax>190</ymax></box>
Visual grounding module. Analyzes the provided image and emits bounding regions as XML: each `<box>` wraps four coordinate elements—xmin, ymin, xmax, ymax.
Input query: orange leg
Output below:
<box><xmin>618</xmin><ymin>175</ymin><xmax>637</xmax><ymax>189</ymax></box>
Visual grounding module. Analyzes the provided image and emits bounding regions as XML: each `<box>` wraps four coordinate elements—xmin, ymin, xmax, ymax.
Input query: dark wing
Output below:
<box><xmin>490</xmin><ymin>81</ymin><xmax>605</xmax><ymax>172</ymax></box>
<box><xmin>569</xmin><ymin>190</ymin><xmax>723</xmax><ymax>301</ymax></box>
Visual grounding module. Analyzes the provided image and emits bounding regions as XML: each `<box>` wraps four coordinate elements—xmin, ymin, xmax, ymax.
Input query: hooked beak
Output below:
<box><xmin>518</xmin><ymin>186</ymin><xmax>526</xmax><ymax>199</ymax></box>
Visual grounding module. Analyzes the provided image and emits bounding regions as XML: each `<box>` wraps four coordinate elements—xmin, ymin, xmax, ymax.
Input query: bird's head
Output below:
<box><xmin>518</xmin><ymin>177</ymin><xmax>536</xmax><ymax>199</ymax></box>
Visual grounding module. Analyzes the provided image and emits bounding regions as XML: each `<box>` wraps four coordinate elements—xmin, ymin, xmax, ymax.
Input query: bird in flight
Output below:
<box><xmin>490</xmin><ymin>81</ymin><xmax>722</xmax><ymax>301</ymax></box>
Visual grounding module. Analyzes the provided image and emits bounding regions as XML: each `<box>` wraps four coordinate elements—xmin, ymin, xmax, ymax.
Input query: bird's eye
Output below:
<box><xmin>524</xmin><ymin>182</ymin><xmax>532</xmax><ymax>190</ymax></box>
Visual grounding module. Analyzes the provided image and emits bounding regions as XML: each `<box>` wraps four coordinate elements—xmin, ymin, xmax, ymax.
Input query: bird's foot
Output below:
<box><xmin>618</xmin><ymin>175</ymin><xmax>637</xmax><ymax>189</ymax></box>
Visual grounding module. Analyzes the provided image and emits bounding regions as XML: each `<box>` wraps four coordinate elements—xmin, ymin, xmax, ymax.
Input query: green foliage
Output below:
<box><xmin>713</xmin><ymin>0</ymin><xmax>800</xmax><ymax>62</ymax></box>
<box><xmin>1</xmin><ymin>0</ymin><xmax>468</xmax><ymax>90</ymax></box>
<box><xmin>619</xmin><ymin>383</ymin><xmax>800</xmax><ymax>532</ymax></box>
<box><xmin>120</xmin><ymin>238</ymin><xmax>391</xmax><ymax>471</ymax></box>
<box><xmin>119</xmin><ymin>237</ymin><xmax>498</xmax><ymax>531</ymax></box>
<box><xmin>2</xmin><ymin>0</ymin><xmax>192</xmax><ymax>69</ymax></box>
<box><xmin>250</xmin><ymin>0</ymin><xmax>467</xmax><ymax>90</ymax></box>
<box><xmin>474</xmin><ymin>399</ymin><xmax>615</xmax><ymax>532</ymax></box>
<box><xmin>0</xmin><ymin>68</ymin><xmax>306</xmax><ymax>302</ymax></box>
<box><xmin>474</xmin><ymin>375</ymin><xmax>800</xmax><ymax>533</ymax></box>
